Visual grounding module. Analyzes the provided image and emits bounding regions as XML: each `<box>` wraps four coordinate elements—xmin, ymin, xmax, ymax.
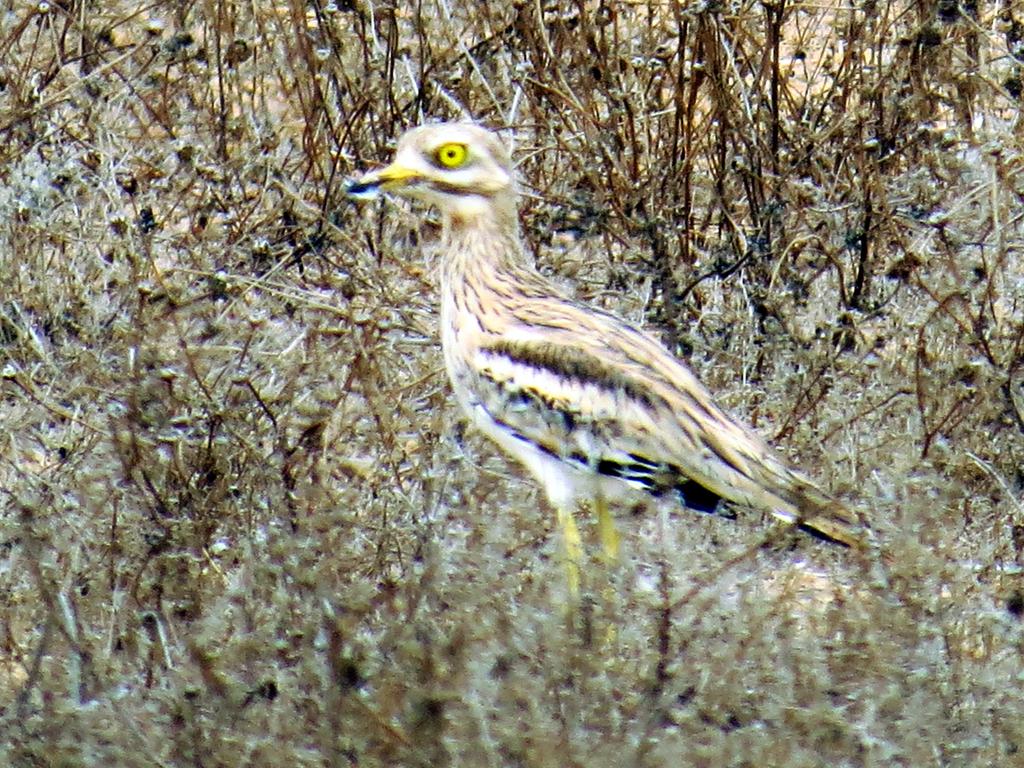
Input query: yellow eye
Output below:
<box><xmin>435</xmin><ymin>143</ymin><xmax>468</xmax><ymax>168</ymax></box>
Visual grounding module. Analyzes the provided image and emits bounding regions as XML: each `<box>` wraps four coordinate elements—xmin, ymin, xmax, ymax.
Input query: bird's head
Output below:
<box><xmin>347</xmin><ymin>122</ymin><xmax>515</xmax><ymax>225</ymax></box>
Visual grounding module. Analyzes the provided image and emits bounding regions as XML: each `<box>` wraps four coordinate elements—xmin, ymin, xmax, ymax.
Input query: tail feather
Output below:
<box><xmin>789</xmin><ymin>481</ymin><xmax>869</xmax><ymax>549</ymax></box>
<box><xmin>670</xmin><ymin>460</ymin><xmax>869</xmax><ymax>549</ymax></box>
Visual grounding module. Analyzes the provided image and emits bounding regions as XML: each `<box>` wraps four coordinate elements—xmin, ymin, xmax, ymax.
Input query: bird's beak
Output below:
<box><xmin>346</xmin><ymin>162</ymin><xmax>421</xmax><ymax>200</ymax></box>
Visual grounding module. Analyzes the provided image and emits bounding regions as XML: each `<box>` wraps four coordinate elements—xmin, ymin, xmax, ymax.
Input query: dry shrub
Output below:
<box><xmin>1</xmin><ymin>1</ymin><xmax>1022</xmax><ymax>765</ymax></box>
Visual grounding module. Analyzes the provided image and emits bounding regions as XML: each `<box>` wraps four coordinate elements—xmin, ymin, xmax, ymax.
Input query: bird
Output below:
<box><xmin>347</xmin><ymin>122</ymin><xmax>868</xmax><ymax>593</ymax></box>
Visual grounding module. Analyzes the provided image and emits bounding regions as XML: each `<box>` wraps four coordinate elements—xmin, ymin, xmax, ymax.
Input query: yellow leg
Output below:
<box><xmin>595</xmin><ymin>496</ymin><xmax>620</xmax><ymax>564</ymax></box>
<box><xmin>557</xmin><ymin>504</ymin><xmax>583</xmax><ymax>598</ymax></box>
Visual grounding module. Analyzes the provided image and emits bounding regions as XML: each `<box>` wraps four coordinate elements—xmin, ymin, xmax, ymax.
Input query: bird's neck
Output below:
<box><xmin>439</xmin><ymin>194</ymin><xmax>527</xmax><ymax>281</ymax></box>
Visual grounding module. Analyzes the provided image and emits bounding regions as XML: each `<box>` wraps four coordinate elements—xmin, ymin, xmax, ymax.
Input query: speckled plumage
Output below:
<box><xmin>348</xmin><ymin>122</ymin><xmax>867</xmax><ymax>562</ymax></box>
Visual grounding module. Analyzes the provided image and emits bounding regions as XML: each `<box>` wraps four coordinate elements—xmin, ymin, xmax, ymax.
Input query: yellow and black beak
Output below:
<box><xmin>346</xmin><ymin>162</ymin><xmax>422</xmax><ymax>200</ymax></box>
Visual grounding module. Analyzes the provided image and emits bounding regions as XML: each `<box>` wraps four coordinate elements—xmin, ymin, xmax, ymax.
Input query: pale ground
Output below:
<box><xmin>1</xmin><ymin>2</ymin><xmax>1023</xmax><ymax>766</ymax></box>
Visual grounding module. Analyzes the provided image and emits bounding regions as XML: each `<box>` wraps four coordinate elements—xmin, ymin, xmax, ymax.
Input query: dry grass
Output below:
<box><xmin>1</xmin><ymin>0</ymin><xmax>1023</xmax><ymax>765</ymax></box>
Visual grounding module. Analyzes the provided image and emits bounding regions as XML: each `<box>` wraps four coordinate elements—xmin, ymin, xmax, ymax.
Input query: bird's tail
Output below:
<box><xmin>787</xmin><ymin>479</ymin><xmax>869</xmax><ymax>549</ymax></box>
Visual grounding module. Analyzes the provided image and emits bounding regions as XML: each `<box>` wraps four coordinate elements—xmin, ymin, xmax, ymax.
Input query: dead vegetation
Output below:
<box><xmin>1</xmin><ymin>0</ymin><xmax>1023</xmax><ymax>765</ymax></box>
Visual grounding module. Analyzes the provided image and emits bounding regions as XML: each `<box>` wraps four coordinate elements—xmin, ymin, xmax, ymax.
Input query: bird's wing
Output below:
<box><xmin>468</xmin><ymin>298</ymin><xmax>866</xmax><ymax>547</ymax></box>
